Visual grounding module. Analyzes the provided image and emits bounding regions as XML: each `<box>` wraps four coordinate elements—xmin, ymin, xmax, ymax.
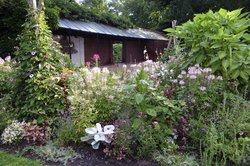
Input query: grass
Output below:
<box><xmin>0</xmin><ymin>150</ymin><xmax>42</xmax><ymax>166</ymax></box>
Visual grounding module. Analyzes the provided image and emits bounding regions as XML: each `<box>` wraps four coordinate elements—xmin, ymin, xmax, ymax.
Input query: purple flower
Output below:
<box><xmin>31</xmin><ymin>51</ymin><xmax>36</xmax><ymax>56</ymax></box>
<box><xmin>189</xmin><ymin>75</ymin><xmax>197</xmax><ymax>79</ymax></box>
<box><xmin>203</xmin><ymin>68</ymin><xmax>212</xmax><ymax>73</ymax></box>
<box><xmin>114</xmin><ymin>120</ymin><xmax>119</xmax><ymax>128</ymax></box>
<box><xmin>217</xmin><ymin>76</ymin><xmax>223</xmax><ymax>81</ymax></box>
<box><xmin>207</xmin><ymin>74</ymin><xmax>215</xmax><ymax>80</ymax></box>
<box><xmin>179</xmin><ymin>80</ymin><xmax>185</xmax><ymax>85</ymax></box>
<box><xmin>239</xmin><ymin>131</ymin><xmax>244</xmax><ymax>136</ymax></box>
<box><xmin>173</xmin><ymin>129</ymin><xmax>177</xmax><ymax>133</ymax></box>
<box><xmin>164</xmin><ymin>89</ymin><xmax>172</xmax><ymax>97</ymax></box>
<box><xmin>179</xmin><ymin>145</ymin><xmax>186</xmax><ymax>151</ymax></box>
<box><xmin>201</xmin><ymin>128</ymin><xmax>206</xmax><ymax>133</ymax></box>
<box><xmin>138</xmin><ymin>112</ymin><xmax>142</xmax><ymax>118</ymax></box>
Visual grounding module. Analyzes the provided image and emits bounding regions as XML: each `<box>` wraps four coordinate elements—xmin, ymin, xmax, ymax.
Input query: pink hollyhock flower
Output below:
<box><xmin>86</xmin><ymin>61</ymin><xmax>91</xmax><ymax>67</ymax></box>
<box><xmin>93</xmin><ymin>53</ymin><xmax>100</xmax><ymax>61</ymax></box>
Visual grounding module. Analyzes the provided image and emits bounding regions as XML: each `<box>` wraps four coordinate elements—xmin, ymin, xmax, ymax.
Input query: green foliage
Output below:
<box><xmin>21</xmin><ymin>142</ymin><xmax>78</xmax><ymax>165</ymax></box>
<box><xmin>112</xmin><ymin>43</ymin><xmax>123</xmax><ymax>63</ymax></box>
<box><xmin>166</xmin><ymin>8</ymin><xmax>250</xmax><ymax>83</ymax></box>
<box><xmin>45</xmin><ymin>0</ymin><xmax>133</xmax><ymax>29</ymax></box>
<box><xmin>0</xmin><ymin>150</ymin><xmax>42</xmax><ymax>166</ymax></box>
<box><xmin>55</xmin><ymin>121</ymin><xmax>82</xmax><ymax>145</ymax></box>
<box><xmin>112</xmin><ymin>119</ymin><xmax>177</xmax><ymax>160</ymax></box>
<box><xmin>108</xmin><ymin>0</ymin><xmax>250</xmax><ymax>30</ymax></box>
<box><xmin>132</xmin><ymin>69</ymin><xmax>185</xmax><ymax>125</ymax></box>
<box><xmin>153</xmin><ymin>149</ymin><xmax>199</xmax><ymax>166</ymax></box>
<box><xmin>189</xmin><ymin>93</ymin><xmax>250</xmax><ymax>165</ymax></box>
<box><xmin>0</xmin><ymin>110</ymin><xmax>11</xmax><ymax>133</ymax></box>
<box><xmin>0</xmin><ymin>57</ymin><xmax>14</xmax><ymax>109</ymax></box>
<box><xmin>12</xmin><ymin>8</ymin><xmax>68</xmax><ymax>123</ymax></box>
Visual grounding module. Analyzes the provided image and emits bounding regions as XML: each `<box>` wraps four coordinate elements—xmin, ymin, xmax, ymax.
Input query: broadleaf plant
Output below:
<box><xmin>165</xmin><ymin>8</ymin><xmax>250</xmax><ymax>84</ymax></box>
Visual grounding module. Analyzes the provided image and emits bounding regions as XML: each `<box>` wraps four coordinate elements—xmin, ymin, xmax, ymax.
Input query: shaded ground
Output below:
<box><xmin>0</xmin><ymin>143</ymin><xmax>159</xmax><ymax>166</ymax></box>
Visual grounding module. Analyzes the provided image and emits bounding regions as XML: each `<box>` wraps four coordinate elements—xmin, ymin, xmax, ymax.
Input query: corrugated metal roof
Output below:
<box><xmin>58</xmin><ymin>19</ymin><xmax>168</xmax><ymax>41</ymax></box>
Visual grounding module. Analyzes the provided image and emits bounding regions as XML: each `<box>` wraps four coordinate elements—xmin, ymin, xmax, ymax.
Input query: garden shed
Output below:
<box><xmin>53</xmin><ymin>19</ymin><xmax>168</xmax><ymax>66</ymax></box>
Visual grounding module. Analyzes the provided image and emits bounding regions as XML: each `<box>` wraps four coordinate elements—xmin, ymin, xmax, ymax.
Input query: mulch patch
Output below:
<box><xmin>0</xmin><ymin>142</ymin><xmax>159</xmax><ymax>166</ymax></box>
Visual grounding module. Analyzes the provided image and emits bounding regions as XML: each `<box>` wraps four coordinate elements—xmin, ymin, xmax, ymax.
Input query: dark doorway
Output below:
<box><xmin>112</xmin><ymin>41</ymin><xmax>123</xmax><ymax>64</ymax></box>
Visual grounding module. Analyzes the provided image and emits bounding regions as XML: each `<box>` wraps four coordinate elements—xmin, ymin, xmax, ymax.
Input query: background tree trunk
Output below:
<box><xmin>27</xmin><ymin>0</ymin><xmax>43</xmax><ymax>10</ymax></box>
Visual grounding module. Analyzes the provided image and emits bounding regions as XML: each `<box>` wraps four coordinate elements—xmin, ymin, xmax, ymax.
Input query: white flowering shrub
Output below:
<box><xmin>1</xmin><ymin>120</ymin><xmax>25</xmax><ymax>144</ymax></box>
<box><xmin>67</xmin><ymin>67</ymin><xmax>125</xmax><ymax>133</ymax></box>
<box><xmin>123</xmin><ymin>60</ymin><xmax>170</xmax><ymax>81</ymax></box>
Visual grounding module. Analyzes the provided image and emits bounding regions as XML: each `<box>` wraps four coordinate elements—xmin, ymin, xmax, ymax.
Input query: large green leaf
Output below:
<box><xmin>240</xmin><ymin>71</ymin><xmax>249</xmax><ymax>80</ymax></box>
<box><xmin>218</xmin><ymin>51</ymin><xmax>227</xmax><ymax>59</ymax></box>
<box><xmin>146</xmin><ymin>109</ymin><xmax>157</xmax><ymax>117</ymax></box>
<box><xmin>135</xmin><ymin>93</ymin><xmax>144</xmax><ymax>105</ymax></box>
<box><xmin>222</xmin><ymin>59</ymin><xmax>230</xmax><ymax>70</ymax></box>
<box><xmin>218</xmin><ymin>9</ymin><xmax>227</xmax><ymax>17</ymax></box>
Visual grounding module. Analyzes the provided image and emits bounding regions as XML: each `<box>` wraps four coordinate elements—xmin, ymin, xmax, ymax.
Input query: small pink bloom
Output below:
<box><xmin>153</xmin><ymin>121</ymin><xmax>159</xmax><ymax>126</ymax></box>
<box><xmin>138</xmin><ymin>112</ymin><xmax>142</xmax><ymax>118</ymax></box>
<box><xmin>86</xmin><ymin>61</ymin><xmax>91</xmax><ymax>67</ymax></box>
<box><xmin>93</xmin><ymin>53</ymin><xmax>100</xmax><ymax>61</ymax></box>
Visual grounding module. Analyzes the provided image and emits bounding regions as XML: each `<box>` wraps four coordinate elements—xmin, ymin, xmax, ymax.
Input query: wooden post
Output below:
<box><xmin>166</xmin><ymin>20</ymin><xmax>177</xmax><ymax>51</ymax></box>
<box><xmin>172</xmin><ymin>20</ymin><xmax>177</xmax><ymax>48</ymax></box>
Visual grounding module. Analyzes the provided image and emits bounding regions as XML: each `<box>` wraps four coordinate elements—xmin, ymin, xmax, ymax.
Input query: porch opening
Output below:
<box><xmin>112</xmin><ymin>41</ymin><xmax>123</xmax><ymax>64</ymax></box>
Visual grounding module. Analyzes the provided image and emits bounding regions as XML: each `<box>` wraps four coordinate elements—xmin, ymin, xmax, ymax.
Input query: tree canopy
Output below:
<box><xmin>1</xmin><ymin>0</ymin><xmax>250</xmax><ymax>57</ymax></box>
<box><xmin>108</xmin><ymin>0</ymin><xmax>250</xmax><ymax>30</ymax></box>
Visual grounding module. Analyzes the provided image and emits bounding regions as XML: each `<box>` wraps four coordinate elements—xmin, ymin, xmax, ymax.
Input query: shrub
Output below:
<box><xmin>55</xmin><ymin>121</ymin><xmax>82</xmax><ymax>145</ymax></box>
<box><xmin>67</xmin><ymin>66</ymin><xmax>125</xmax><ymax>133</ymax></box>
<box><xmin>166</xmin><ymin>8</ymin><xmax>250</xmax><ymax>84</ymax></box>
<box><xmin>22</xmin><ymin>121</ymin><xmax>49</xmax><ymax>145</ymax></box>
<box><xmin>1</xmin><ymin>120</ymin><xmax>24</xmax><ymax>144</ymax></box>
